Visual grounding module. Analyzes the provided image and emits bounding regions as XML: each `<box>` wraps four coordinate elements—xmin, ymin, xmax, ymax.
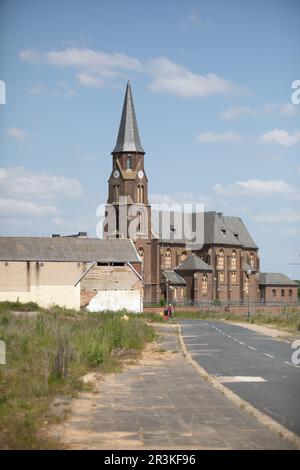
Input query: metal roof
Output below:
<box><xmin>0</xmin><ymin>237</ymin><xmax>141</xmax><ymax>263</ymax></box>
<box><xmin>112</xmin><ymin>81</ymin><xmax>144</xmax><ymax>154</ymax></box>
<box><xmin>257</xmin><ymin>272</ymin><xmax>298</xmax><ymax>286</ymax></box>
<box><xmin>175</xmin><ymin>253</ymin><xmax>212</xmax><ymax>272</ymax></box>
<box><xmin>163</xmin><ymin>270</ymin><xmax>186</xmax><ymax>286</ymax></box>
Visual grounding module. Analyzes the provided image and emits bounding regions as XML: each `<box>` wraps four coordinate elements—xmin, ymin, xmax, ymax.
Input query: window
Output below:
<box><xmin>272</xmin><ymin>289</ymin><xmax>276</xmax><ymax>297</ymax></box>
<box><xmin>138</xmin><ymin>247</ymin><xmax>144</xmax><ymax>263</ymax></box>
<box><xmin>181</xmin><ymin>251</ymin><xmax>187</xmax><ymax>262</ymax></box>
<box><xmin>231</xmin><ymin>271</ymin><xmax>237</xmax><ymax>283</ymax></box>
<box><xmin>126</xmin><ymin>156</ymin><xmax>131</xmax><ymax>170</ymax></box>
<box><xmin>231</xmin><ymin>250</ymin><xmax>237</xmax><ymax>269</ymax></box>
<box><xmin>289</xmin><ymin>289</ymin><xmax>292</xmax><ymax>297</ymax></box>
<box><xmin>217</xmin><ymin>249</ymin><xmax>224</xmax><ymax>269</ymax></box>
<box><xmin>244</xmin><ymin>276</ymin><xmax>249</xmax><ymax>295</ymax></box>
<box><xmin>250</xmin><ymin>253</ymin><xmax>255</xmax><ymax>268</ymax></box>
<box><xmin>219</xmin><ymin>271</ymin><xmax>225</xmax><ymax>283</ymax></box>
<box><xmin>137</xmin><ymin>185</ymin><xmax>144</xmax><ymax>203</ymax></box>
<box><xmin>165</xmin><ymin>249</ymin><xmax>172</xmax><ymax>269</ymax></box>
<box><xmin>114</xmin><ymin>184</ymin><xmax>120</xmax><ymax>203</ymax></box>
<box><xmin>281</xmin><ymin>289</ymin><xmax>285</xmax><ymax>297</ymax></box>
<box><xmin>202</xmin><ymin>274</ymin><xmax>208</xmax><ymax>294</ymax></box>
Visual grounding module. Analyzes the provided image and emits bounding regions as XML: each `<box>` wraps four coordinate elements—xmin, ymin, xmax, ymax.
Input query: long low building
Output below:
<box><xmin>0</xmin><ymin>237</ymin><xmax>143</xmax><ymax>312</ymax></box>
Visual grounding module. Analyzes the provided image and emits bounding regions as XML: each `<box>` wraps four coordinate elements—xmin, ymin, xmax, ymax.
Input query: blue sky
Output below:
<box><xmin>0</xmin><ymin>0</ymin><xmax>300</xmax><ymax>277</ymax></box>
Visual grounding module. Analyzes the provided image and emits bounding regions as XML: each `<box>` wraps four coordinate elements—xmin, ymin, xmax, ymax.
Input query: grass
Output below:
<box><xmin>142</xmin><ymin>307</ymin><xmax>300</xmax><ymax>332</ymax></box>
<box><xmin>0</xmin><ymin>302</ymin><xmax>156</xmax><ymax>449</ymax></box>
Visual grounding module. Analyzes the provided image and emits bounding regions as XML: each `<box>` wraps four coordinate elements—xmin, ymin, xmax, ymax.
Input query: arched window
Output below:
<box><xmin>219</xmin><ymin>271</ymin><xmax>225</xmax><ymax>283</ymax></box>
<box><xmin>126</xmin><ymin>156</ymin><xmax>131</xmax><ymax>170</ymax></box>
<box><xmin>231</xmin><ymin>250</ymin><xmax>237</xmax><ymax>269</ymax></box>
<box><xmin>250</xmin><ymin>253</ymin><xmax>255</xmax><ymax>268</ymax></box>
<box><xmin>137</xmin><ymin>185</ymin><xmax>144</xmax><ymax>203</ymax></box>
<box><xmin>165</xmin><ymin>248</ymin><xmax>172</xmax><ymax>269</ymax></box>
<box><xmin>231</xmin><ymin>271</ymin><xmax>237</xmax><ymax>283</ymax></box>
<box><xmin>202</xmin><ymin>274</ymin><xmax>208</xmax><ymax>294</ymax></box>
<box><xmin>138</xmin><ymin>247</ymin><xmax>144</xmax><ymax>263</ymax></box>
<box><xmin>217</xmin><ymin>249</ymin><xmax>224</xmax><ymax>269</ymax></box>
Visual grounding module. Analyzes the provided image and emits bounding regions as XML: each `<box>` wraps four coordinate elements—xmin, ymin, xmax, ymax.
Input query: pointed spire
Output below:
<box><xmin>112</xmin><ymin>81</ymin><xmax>144</xmax><ymax>153</ymax></box>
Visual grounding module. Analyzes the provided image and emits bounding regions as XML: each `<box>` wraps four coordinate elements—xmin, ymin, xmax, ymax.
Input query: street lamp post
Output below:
<box><xmin>246</xmin><ymin>269</ymin><xmax>252</xmax><ymax>322</ymax></box>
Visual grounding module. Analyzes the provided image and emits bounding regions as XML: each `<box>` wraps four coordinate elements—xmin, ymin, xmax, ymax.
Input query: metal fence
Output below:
<box><xmin>143</xmin><ymin>299</ymin><xmax>300</xmax><ymax>308</ymax></box>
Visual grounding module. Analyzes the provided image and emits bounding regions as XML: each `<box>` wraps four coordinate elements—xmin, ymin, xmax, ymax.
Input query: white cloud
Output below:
<box><xmin>214</xmin><ymin>179</ymin><xmax>299</xmax><ymax>197</ymax></box>
<box><xmin>264</xmin><ymin>102</ymin><xmax>297</xmax><ymax>116</ymax></box>
<box><xmin>0</xmin><ymin>167</ymin><xmax>83</xmax><ymax>200</ymax></box>
<box><xmin>219</xmin><ymin>106</ymin><xmax>255</xmax><ymax>120</ymax></box>
<box><xmin>148</xmin><ymin>57</ymin><xmax>242</xmax><ymax>97</ymax></box>
<box><xmin>252</xmin><ymin>210</ymin><xmax>300</xmax><ymax>224</ymax></box>
<box><xmin>29</xmin><ymin>84</ymin><xmax>47</xmax><ymax>95</ymax></box>
<box><xmin>0</xmin><ymin>168</ymin><xmax>7</xmax><ymax>181</ymax></box>
<box><xmin>196</xmin><ymin>131</ymin><xmax>242</xmax><ymax>143</ymax></box>
<box><xmin>0</xmin><ymin>198</ymin><xmax>58</xmax><ymax>217</ymax></box>
<box><xmin>6</xmin><ymin>127</ymin><xmax>28</xmax><ymax>141</ymax></box>
<box><xmin>76</xmin><ymin>73</ymin><xmax>104</xmax><ymax>88</ymax></box>
<box><xmin>20</xmin><ymin>47</ymin><xmax>245</xmax><ymax>97</ymax></box>
<box><xmin>19</xmin><ymin>48</ymin><xmax>41</xmax><ymax>63</ymax></box>
<box><xmin>260</xmin><ymin>129</ymin><xmax>300</xmax><ymax>146</ymax></box>
<box><xmin>45</xmin><ymin>48</ymin><xmax>142</xmax><ymax>71</ymax></box>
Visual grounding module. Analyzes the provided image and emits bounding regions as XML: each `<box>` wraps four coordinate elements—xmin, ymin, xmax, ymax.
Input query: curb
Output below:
<box><xmin>177</xmin><ymin>323</ymin><xmax>300</xmax><ymax>450</ymax></box>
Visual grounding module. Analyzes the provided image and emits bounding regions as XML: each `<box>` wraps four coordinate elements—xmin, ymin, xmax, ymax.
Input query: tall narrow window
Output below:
<box><xmin>140</xmin><ymin>185</ymin><xmax>144</xmax><ymax>203</ymax></box>
<box><xmin>165</xmin><ymin>248</ymin><xmax>172</xmax><ymax>269</ymax></box>
<box><xmin>202</xmin><ymin>274</ymin><xmax>208</xmax><ymax>294</ymax></box>
<box><xmin>231</xmin><ymin>271</ymin><xmax>237</xmax><ymax>283</ymax></box>
<box><xmin>250</xmin><ymin>253</ymin><xmax>255</xmax><ymax>268</ymax></box>
<box><xmin>231</xmin><ymin>250</ymin><xmax>237</xmax><ymax>269</ymax></box>
<box><xmin>114</xmin><ymin>184</ymin><xmax>120</xmax><ymax>203</ymax></box>
<box><xmin>138</xmin><ymin>247</ymin><xmax>144</xmax><ymax>263</ymax></box>
<box><xmin>272</xmin><ymin>288</ymin><xmax>276</xmax><ymax>297</ymax></box>
<box><xmin>217</xmin><ymin>249</ymin><xmax>224</xmax><ymax>269</ymax></box>
<box><xmin>126</xmin><ymin>156</ymin><xmax>131</xmax><ymax>170</ymax></box>
<box><xmin>219</xmin><ymin>271</ymin><xmax>225</xmax><ymax>283</ymax></box>
<box><xmin>137</xmin><ymin>186</ymin><xmax>141</xmax><ymax>203</ymax></box>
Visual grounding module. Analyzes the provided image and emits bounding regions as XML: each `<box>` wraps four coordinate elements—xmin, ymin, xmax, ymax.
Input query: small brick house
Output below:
<box><xmin>257</xmin><ymin>273</ymin><xmax>298</xmax><ymax>304</ymax></box>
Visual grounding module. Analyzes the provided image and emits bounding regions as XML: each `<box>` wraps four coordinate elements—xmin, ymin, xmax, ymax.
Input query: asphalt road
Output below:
<box><xmin>179</xmin><ymin>320</ymin><xmax>300</xmax><ymax>436</ymax></box>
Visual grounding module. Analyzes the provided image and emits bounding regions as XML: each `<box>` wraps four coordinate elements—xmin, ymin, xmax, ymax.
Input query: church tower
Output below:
<box><xmin>106</xmin><ymin>81</ymin><xmax>160</xmax><ymax>302</ymax></box>
<box><xmin>107</xmin><ymin>81</ymin><xmax>150</xmax><ymax>238</ymax></box>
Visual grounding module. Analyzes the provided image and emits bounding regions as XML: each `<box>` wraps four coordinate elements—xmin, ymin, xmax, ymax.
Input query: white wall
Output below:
<box><xmin>86</xmin><ymin>290</ymin><xmax>142</xmax><ymax>313</ymax></box>
<box><xmin>0</xmin><ymin>285</ymin><xmax>80</xmax><ymax>310</ymax></box>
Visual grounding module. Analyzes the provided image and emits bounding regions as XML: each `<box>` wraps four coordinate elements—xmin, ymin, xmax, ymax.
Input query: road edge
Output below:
<box><xmin>177</xmin><ymin>323</ymin><xmax>300</xmax><ymax>450</ymax></box>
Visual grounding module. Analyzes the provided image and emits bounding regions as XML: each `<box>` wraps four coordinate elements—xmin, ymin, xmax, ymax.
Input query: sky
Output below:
<box><xmin>0</xmin><ymin>0</ymin><xmax>299</xmax><ymax>278</ymax></box>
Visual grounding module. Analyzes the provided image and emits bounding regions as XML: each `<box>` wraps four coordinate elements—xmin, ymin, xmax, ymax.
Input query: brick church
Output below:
<box><xmin>104</xmin><ymin>82</ymin><xmax>298</xmax><ymax>306</ymax></box>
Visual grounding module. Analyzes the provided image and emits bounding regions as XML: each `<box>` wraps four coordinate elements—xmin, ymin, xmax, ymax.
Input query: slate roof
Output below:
<box><xmin>221</xmin><ymin>215</ymin><xmax>257</xmax><ymax>249</ymax></box>
<box><xmin>163</xmin><ymin>270</ymin><xmax>186</xmax><ymax>286</ymax></box>
<box><xmin>112</xmin><ymin>81</ymin><xmax>144</xmax><ymax>153</ymax></box>
<box><xmin>175</xmin><ymin>253</ymin><xmax>212</xmax><ymax>272</ymax></box>
<box><xmin>257</xmin><ymin>273</ymin><xmax>298</xmax><ymax>286</ymax></box>
<box><xmin>0</xmin><ymin>237</ymin><xmax>140</xmax><ymax>263</ymax></box>
<box><xmin>156</xmin><ymin>211</ymin><xmax>257</xmax><ymax>248</ymax></box>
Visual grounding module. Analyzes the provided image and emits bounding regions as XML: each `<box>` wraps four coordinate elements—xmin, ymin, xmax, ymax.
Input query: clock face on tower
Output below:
<box><xmin>113</xmin><ymin>170</ymin><xmax>120</xmax><ymax>178</ymax></box>
<box><xmin>138</xmin><ymin>170</ymin><xmax>144</xmax><ymax>179</ymax></box>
